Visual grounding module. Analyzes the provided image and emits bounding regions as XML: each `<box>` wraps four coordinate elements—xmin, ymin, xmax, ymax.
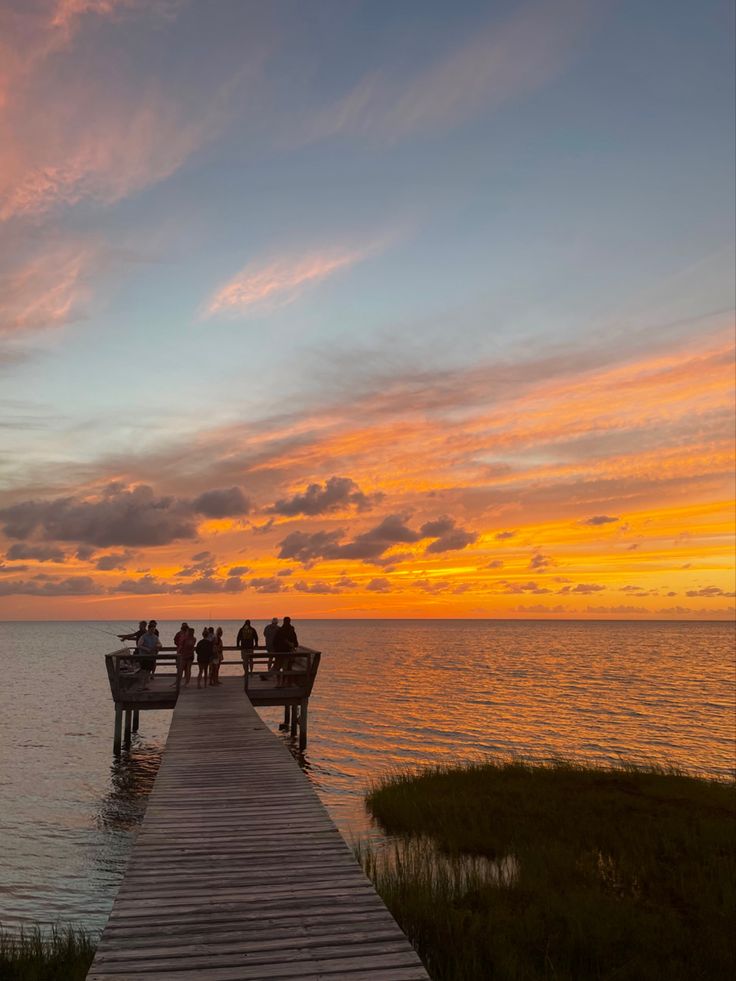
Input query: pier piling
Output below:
<box><xmin>299</xmin><ymin>697</ymin><xmax>309</xmax><ymax>751</ymax></box>
<box><xmin>112</xmin><ymin>704</ymin><xmax>123</xmax><ymax>754</ymax></box>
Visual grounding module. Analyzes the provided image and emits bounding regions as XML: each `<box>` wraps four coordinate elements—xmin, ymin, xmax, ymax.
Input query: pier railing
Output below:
<box><xmin>104</xmin><ymin>644</ymin><xmax>321</xmax><ymax>752</ymax></box>
<box><xmin>105</xmin><ymin>649</ymin><xmax>183</xmax><ymax>701</ymax></box>
<box><xmin>241</xmin><ymin>648</ymin><xmax>321</xmax><ymax>696</ymax></box>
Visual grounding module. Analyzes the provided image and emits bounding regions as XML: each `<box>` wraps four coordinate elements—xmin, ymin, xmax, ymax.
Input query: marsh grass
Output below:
<box><xmin>361</xmin><ymin>759</ymin><xmax>736</xmax><ymax>981</ymax></box>
<box><xmin>0</xmin><ymin>925</ymin><xmax>96</xmax><ymax>981</ymax></box>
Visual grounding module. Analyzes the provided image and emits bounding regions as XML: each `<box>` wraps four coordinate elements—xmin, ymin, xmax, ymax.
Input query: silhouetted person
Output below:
<box><xmin>236</xmin><ymin>619</ymin><xmax>258</xmax><ymax>675</ymax></box>
<box><xmin>272</xmin><ymin>616</ymin><xmax>298</xmax><ymax>652</ymax></box>
<box><xmin>195</xmin><ymin>628</ymin><xmax>213</xmax><ymax>689</ymax></box>
<box><xmin>147</xmin><ymin>620</ymin><xmax>160</xmax><ymax>673</ymax></box>
<box><xmin>263</xmin><ymin>617</ymin><xmax>279</xmax><ymax>671</ymax></box>
<box><xmin>136</xmin><ymin>623</ymin><xmax>161</xmax><ymax>689</ymax></box>
<box><xmin>210</xmin><ymin>626</ymin><xmax>224</xmax><ymax>686</ymax></box>
<box><xmin>263</xmin><ymin>617</ymin><xmax>279</xmax><ymax>651</ymax></box>
<box><xmin>119</xmin><ymin>620</ymin><xmax>146</xmax><ymax>643</ymax></box>
<box><xmin>178</xmin><ymin>626</ymin><xmax>196</xmax><ymax>686</ymax></box>
<box><xmin>273</xmin><ymin>617</ymin><xmax>298</xmax><ymax>688</ymax></box>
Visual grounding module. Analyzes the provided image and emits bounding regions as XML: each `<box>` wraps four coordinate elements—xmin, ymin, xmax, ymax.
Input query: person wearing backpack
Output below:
<box><xmin>236</xmin><ymin>619</ymin><xmax>258</xmax><ymax>675</ymax></box>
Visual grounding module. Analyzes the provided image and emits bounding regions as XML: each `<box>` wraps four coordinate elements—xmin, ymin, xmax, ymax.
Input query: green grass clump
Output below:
<box><xmin>362</xmin><ymin>759</ymin><xmax>736</xmax><ymax>981</ymax></box>
<box><xmin>0</xmin><ymin>925</ymin><xmax>96</xmax><ymax>981</ymax></box>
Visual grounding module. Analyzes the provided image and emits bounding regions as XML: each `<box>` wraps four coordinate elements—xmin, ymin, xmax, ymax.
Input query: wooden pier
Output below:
<box><xmin>88</xmin><ymin>677</ymin><xmax>428</xmax><ymax>980</ymax></box>
<box><xmin>105</xmin><ymin>647</ymin><xmax>321</xmax><ymax>752</ymax></box>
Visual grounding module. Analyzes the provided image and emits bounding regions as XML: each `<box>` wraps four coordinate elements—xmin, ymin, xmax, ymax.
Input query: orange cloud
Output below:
<box><xmin>1</xmin><ymin>329</ymin><xmax>733</xmax><ymax>618</ymax></box>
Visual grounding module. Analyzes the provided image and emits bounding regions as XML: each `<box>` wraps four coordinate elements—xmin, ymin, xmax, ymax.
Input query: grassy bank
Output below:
<box><xmin>0</xmin><ymin>926</ymin><xmax>96</xmax><ymax>981</ymax></box>
<box><xmin>361</xmin><ymin>760</ymin><xmax>736</xmax><ymax>981</ymax></box>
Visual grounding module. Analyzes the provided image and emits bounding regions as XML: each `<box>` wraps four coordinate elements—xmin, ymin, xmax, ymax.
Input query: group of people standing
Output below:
<box><xmin>173</xmin><ymin>624</ymin><xmax>224</xmax><ymax>688</ymax></box>
<box><xmin>119</xmin><ymin>617</ymin><xmax>299</xmax><ymax>689</ymax></box>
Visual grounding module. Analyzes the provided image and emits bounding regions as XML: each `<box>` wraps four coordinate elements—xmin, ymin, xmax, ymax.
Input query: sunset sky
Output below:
<box><xmin>0</xmin><ymin>0</ymin><xmax>734</xmax><ymax>620</ymax></box>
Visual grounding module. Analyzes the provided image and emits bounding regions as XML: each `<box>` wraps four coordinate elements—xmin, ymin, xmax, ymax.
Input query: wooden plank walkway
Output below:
<box><xmin>88</xmin><ymin>677</ymin><xmax>429</xmax><ymax>981</ymax></box>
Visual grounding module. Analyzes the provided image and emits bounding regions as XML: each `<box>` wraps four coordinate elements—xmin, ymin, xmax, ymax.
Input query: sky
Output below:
<box><xmin>0</xmin><ymin>0</ymin><xmax>734</xmax><ymax>620</ymax></box>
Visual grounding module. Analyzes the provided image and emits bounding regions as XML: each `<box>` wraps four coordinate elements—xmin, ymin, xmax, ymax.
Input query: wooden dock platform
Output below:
<box><xmin>87</xmin><ymin>677</ymin><xmax>429</xmax><ymax>980</ymax></box>
<box><xmin>105</xmin><ymin>647</ymin><xmax>321</xmax><ymax>752</ymax></box>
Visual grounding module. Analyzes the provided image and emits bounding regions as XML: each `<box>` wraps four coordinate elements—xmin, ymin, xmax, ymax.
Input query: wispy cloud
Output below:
<box><xmin>0</xmin><ymin>242</ymin><xmax>94</xmax><ymax>334</ymax></box>
<box><xmin>0</xmin><ymin>0</ymin><xmax>138</xmax><ymax>110</ymax></box>
<box><xmin>0</xmin><ymin>2</ymin><xmax>233</xmax><ymax>221</ymax></box>
<box><xmin>205</xmin><ymin>244</ymin><xmax>377</xmax><ymax>316</ymax></box>
<box><xmin>304</xmin><ymin>0</ymin><xmax>594</xmax><ymax>142</ymax></box>
<box><xmin>1</xmin><ymin>91</ymin><xmax>215</xmax><ymax>222</ymax></box>
<box><xmin>49</xmin><ymin>0</ymin><xmax>150</xmax><ymax>37</ymax></box>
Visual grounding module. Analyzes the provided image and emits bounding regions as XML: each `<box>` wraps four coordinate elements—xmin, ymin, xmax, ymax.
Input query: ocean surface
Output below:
<box><xmin>0</xmin><ymin>618</ymin><xmax>733</xmax><ymax>931</ymax></box>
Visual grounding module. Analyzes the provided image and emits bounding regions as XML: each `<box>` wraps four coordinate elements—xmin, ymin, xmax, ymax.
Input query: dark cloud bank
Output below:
<box><xmin>269</xmin><ymin>476</ymin><xmax>382</xmax><ymax>516</ymax></box>
<box><xmin>278</xmin><ymin>514</ymin><xmax>477</xmax><ymax>566</ymax></box>
<box><xmin>0</xmin><ymin>483</ymin><xmax>250</xmax><ymax>548</ymax></box>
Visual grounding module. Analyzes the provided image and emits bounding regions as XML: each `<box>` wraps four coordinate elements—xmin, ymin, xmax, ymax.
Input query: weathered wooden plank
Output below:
<box><xmin>93</xmin><ymin>937</ymin><xmax>416</xmax><ymax>970</ymax></box>
<box><xmin>94</xmin><ymin>914</ymin><xmax>396</xmax><ymax>951</ymax></box>
<box><xmin>102</xmin><ymin>901</ymin><xmax>390</xmax><ymax>933</ymax></box>
<box><xmin>87</xmin><ymin>965</ymin><xmax>427</xmax><ymax>981</ymax></box>
<box><xmin>88</xmin><ymin>678</ymin><xmax>428</xmax><ymax>980</ymax></box>
<box><xmin>89</xmin><ymin>948</ymin><xmax>426</xmax><ymax>980</ymax></box>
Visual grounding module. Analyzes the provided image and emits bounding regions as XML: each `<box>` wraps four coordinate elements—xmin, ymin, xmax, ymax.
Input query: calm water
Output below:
<box><xmin>0</xmin><ymin>619</ymin><xmax>733</xmax><ymax>930</ymax></box>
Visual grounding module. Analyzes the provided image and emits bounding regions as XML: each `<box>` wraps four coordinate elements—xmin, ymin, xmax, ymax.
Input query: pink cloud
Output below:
<box><xmin>206</xmin><ymin>246</ymin><xmax>375</xmax><ymax>316</ymax></box>
<box><xmin>0</xmin><ymin>242</ymin><xmax>94</xmax><ymax>334</ymax></box>
<box><xmin>1</xmin><ymin>90</ymin><xmax>214</xmax><ymax>222</ymax></box>
<box><xmin>49</xmin><ymin>0</ymin><xmax>143</xmax><ymax>36</ymax></box>
<box><xmin>0</xmin><ymin>3</ymin><xmax>225</xmax><ymax>222</ymax></box>
<box><xmin>0</xmin><ymin>1</ymin><xmax>148</xmax><ymax>116</ymax></box>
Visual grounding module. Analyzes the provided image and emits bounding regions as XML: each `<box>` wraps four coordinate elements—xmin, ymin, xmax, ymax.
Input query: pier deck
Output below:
<box><xmin>87</xmin><ymin>677</ymin><xmax>429</xmax><ymax>980</ymax></box>
<box><xmin>105</xmin><ymin>647</ymin><xmax>321</xmax><ymax>751</ymax></box>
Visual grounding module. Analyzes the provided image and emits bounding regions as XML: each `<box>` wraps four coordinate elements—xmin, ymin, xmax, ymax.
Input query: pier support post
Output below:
<box><xmin>132</xmin><ymin>709</ymin><xmax>139</xmax><ymax>732</ymax></box>
<box><xmin>280</xmin><ymin>705</ymin><xmax>289</xmax><ymax>731</ymax></box>
<box><xmin>299</xmin><ymin>699</ymin><xmax>308</xmax><ymax>751</ymax></box>
<box><xmin>290</xmin><ymin>704</ymin><xmax>298</xmax><ymax>739</ymax></box>
<box><xmin>113</xmin><ymin>704</ymin><xmax>123</xmax><ymax>754</ymax></box>
<box><xmin>123</xmin><ymin>709</ymin><xmax>132</xmax><ymax>744</ymax></box>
